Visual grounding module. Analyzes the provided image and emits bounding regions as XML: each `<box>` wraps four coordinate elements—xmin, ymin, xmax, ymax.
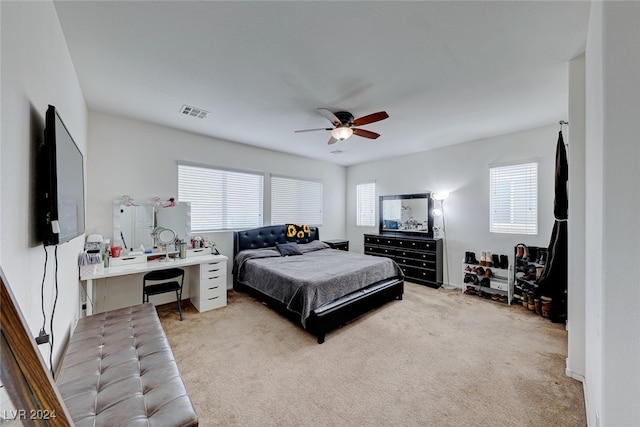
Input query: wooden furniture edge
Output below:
<box><xmin>0</xmin><ymin>267</ymin><xmax>74</xmax><ymax>425</ymax></box>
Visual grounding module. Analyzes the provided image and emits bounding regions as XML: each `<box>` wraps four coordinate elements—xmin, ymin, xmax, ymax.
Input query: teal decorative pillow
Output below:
<box><xmin>286</xmin><ymin>224</ymin><xmax>311</xmax><ymax>240</ymax></box>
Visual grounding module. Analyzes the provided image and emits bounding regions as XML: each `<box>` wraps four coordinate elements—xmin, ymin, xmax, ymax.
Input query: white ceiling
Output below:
<box><xmin>53</xmin><ymin>1</ymin><xmax>590</xmax><ymax>166</ymax></box>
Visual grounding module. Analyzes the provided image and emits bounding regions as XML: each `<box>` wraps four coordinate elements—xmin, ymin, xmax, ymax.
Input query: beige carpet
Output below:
<box><xmin>158</xmin><ymin>282</ymin><xmax>586</xmax><ymax>427</ymax></box>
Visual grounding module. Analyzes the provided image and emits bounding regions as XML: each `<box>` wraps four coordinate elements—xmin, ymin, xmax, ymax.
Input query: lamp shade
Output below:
<box><xmin>331</xmin><ymin>126</ymin><xmax>353</xmax><ymax>141</ymax></box>
<box><xmin>432</xmin><ymin>191</ymin><xmax>449</xmax><ymax>201</ymax></box>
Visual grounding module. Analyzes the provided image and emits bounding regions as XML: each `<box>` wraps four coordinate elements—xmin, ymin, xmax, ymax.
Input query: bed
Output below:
<box><xmin>233</xmin><ymin>224</ymin><xmax>404</xmax><ymax>343</ymax></box>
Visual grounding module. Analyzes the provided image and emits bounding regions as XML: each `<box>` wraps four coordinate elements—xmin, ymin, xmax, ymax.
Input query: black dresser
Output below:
<box><xmin>364</xmin><ymin>234</ymin><xmax>443</xmax><ymax>288</ymax></box>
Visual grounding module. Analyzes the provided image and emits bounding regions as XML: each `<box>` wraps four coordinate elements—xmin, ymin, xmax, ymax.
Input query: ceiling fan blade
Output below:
<box><xmin>353</xmin><ymin>128</ymin><xmax>380</xmax><ymax>139</ymax></box>
<box><xmin>317</xmin><ymin>108</ymin><xmax>341</xmax><ymax>127</ymax></box>
<box><xmin>294</xmin><ymin>128</ymin><xmax>332</xmax><ymax>133</ymax></box>
<box><xmin>327</xmin><ymin>136</ymin><xmax>338</xmax><ymax>145</ymax></box>
<box><xmin>353</xmin><ymin>111</ymin><xmax>389</xmax><ymax>127</ymax></box>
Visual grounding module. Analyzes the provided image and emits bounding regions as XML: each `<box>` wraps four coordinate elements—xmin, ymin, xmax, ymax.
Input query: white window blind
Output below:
<box><xmin>490</xmin><ymin>162</ymin><xmax>538</xmax><ymax>235</ymax></box>
<box><xmin>178</xmin><ymin>164</ymin><xmax>263</xmax><ymax>231</ymax></box>
<box><xmin>356</xmin><ymin>182</ymin><xmax>376</xmax><ymax>226</ymax></box>
<box><xmin>271</xmin><ymin>176</ymin><xmax>323</xmax><ymax>225</ymax></box>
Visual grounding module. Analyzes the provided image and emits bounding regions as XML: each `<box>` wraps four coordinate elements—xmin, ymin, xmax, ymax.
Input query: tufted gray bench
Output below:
<box><xmin>56</xmin><ymin>303</ymin><xmax>198</xmax><ymax>427</ymax></box>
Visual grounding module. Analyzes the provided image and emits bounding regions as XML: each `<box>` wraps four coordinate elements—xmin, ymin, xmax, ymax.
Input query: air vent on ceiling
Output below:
<box><xmin>180</xmin><ymin>105</ymin><xmax>209</xmax><ymax>119</ymax></box>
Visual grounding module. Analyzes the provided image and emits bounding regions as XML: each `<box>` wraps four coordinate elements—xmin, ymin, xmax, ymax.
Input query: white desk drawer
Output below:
<box><xmin>200</xmin><ymin>278</ymin><xmax>226</xmax><ymax>298</ymax></box>
<box><xmin>191</xmin><ymin>278</ymin><xmax>227</xmax><ymax>312</ymax></box>
<box><xmin>109</xmin><ymin>255</ymin><xmax>146</xmax><ymax>267</ymax></box>
<box><xmin>198</xmin><ymin>293</ymin><xmax>227</xmax><ymax>311</ymax></box>
<box><xmin>200</xmin><ymin>261</ymin><xmax>226</xmax><ymax>280</ymax></box>
<box><xmin>192</xmin><ymin>258</ymin><xmax>228</xmax><ymax>312</ymax></box>
<box><xmin>187</xmin><ymin>248</ymin><xmax>210</xmax><ymax>258</ymax></box>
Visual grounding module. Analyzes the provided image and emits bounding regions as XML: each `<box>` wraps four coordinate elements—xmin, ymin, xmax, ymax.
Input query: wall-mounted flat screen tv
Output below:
<box><xmin>39</xmin><ymin>105</ymin><xmax>85</xmax><ymax>245</ymax></box>
<box><xmin>379</xmin><ymin>193</ymin><xmax>433</xmax><ymax>236</ymax></box>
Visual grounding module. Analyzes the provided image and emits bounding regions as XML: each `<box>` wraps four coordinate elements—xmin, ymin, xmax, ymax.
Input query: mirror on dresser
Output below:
<box><xmin>113</xmin><ymin>198</ymin><xmax>191</xmax><ymax>251</ymax></box>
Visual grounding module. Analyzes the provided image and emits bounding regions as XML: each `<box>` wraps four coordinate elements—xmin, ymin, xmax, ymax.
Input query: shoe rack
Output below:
<box><xmin>513</xmin><ymin>244</ymin><xmax>550</xmax><ymax>316</ymax></box>
<box><xmin>462</xmin><ymin>251</ymin><xmax>513</xmax><ymax>305</ymax></box>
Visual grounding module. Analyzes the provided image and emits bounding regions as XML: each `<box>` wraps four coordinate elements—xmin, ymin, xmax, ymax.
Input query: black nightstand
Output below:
<box><xmin>323</xmin><ymin>239</ymin><xmax>349</xmax><ymax>251</ymax></box>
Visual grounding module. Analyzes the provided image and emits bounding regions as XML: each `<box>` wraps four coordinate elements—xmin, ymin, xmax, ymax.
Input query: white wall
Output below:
<box><xmin>346</xmin><ymin>124</ymin><xmax>558</xmax><ymax>288</ymax></box>
<box><xmin>567</xmin><ymin>54</ymin><xmax>586</xmax><ymax>382</ymax></box>
<box><xmin>584</xmin><ymin>3</ymin><xmax>604</xmax><ymax>424</ymax></box>
<box><xmin>86</xmin><ymin>111</ymin><xmax>346</xmax><ymax>310</ymax></box>
<box><xmin>584</xmin><ymin>2</ymin><xmax>640</xmax><ymax>426</ymax></box>
<box><xmin>0</xmin><ymin>1</ymin><xmax>87</xmax><ymax>370</ymax></box>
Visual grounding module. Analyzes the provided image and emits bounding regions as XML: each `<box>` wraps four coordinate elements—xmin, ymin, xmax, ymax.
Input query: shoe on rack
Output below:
<box><xmin>492</xmin><ymin>254</ymin><xmax>500</xmax><ymax>269</ymax></box>
<box><xmin>500</xmin><ymin>255</ymin><xmax>509</xmax><ymax>269</ymax></box>
<box><xmin>485</xmin><ymin>268</ymin><xmax>493</xmax><ymax>278</ymax></box>
<box><xmin>527</xmin><ymin>246</ymin><xmax>538</xmax><ymax>263</ymax></box>
<box><xmin>538</xmin><ymin>249</ymin><xmax>548</xmax><ymax>265</ymax></box>
<box><xmin>480</xmin><ymin>251</ymin><xmax>487</xmax><ymax>266</ymax></box>
<box><xmin>485</xmin><ymin>251</ymin><xmax>493</xmax><ymax>267</ymax></box>
<box><xmin>521</xmin><ymin>265</ymin><xmax>537</xmax><ymax>281</ymax></box>
<box><xmin>469</xmin><ymin>252</ymin><xmax>478</xmax><ymax>265</ymax></box>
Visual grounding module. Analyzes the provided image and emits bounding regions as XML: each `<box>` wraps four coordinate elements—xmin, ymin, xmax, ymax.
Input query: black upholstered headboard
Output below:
<box><xmin>233</xmin><ymin>225</ymin><xmax>319</xmax><ymax>256</ymax></box>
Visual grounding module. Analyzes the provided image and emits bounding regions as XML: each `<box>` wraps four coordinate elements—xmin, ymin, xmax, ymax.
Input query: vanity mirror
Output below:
<box><xmin>113</xmin><ymin>198</ymin><xmax>191</xmax><ymax>251</ymax></box>
<box><xmin>379</xmin><ymin>193</ymin><xmax>433</xmax><ymax>236</ymax></box>
<box><xmin>154</xmin><ymin>227</ymin><xmax>176</xmax><ymax>262</ymax></box>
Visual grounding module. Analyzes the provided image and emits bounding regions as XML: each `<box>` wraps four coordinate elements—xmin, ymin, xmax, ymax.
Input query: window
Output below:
<box><xmin>356</xmin><ymin>182</ymin><xmax>376</xmax><ymax>226</ymax></box>
<box><xmin>178</xmin><ymin>164</ymin><xmax>263</xmax><ymax>231</ymax></box>
<box><xmin>490</xmin><ymin>162</ymin><xmax>538</xmax><ymax>235</ymax></box>
<box><xmin>271</xmin><ymin>176</ymin><xmax>323</xmax><ymax>225</ymax></box>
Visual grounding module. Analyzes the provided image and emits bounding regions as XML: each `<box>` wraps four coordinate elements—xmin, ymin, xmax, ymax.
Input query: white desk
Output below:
<box><xmin>80</xmin><ymin>254</ymin><xmax>228</xmax><ymax>315</ymax></box>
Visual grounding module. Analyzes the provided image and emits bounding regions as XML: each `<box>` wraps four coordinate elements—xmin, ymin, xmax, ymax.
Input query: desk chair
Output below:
<box><xmin>143</xmin><ymin>268</ymin><xmax>185</xmax><ymax>320</ymax></box>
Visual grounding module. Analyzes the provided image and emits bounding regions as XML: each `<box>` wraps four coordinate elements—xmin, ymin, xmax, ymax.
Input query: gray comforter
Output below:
<box><xmin>233</xmin><ymin>241</ymin><xmax>404</xmax><ymax>326</ymax></box>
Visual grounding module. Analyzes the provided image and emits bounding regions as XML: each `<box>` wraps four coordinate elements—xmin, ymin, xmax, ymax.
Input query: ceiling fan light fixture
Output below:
<box><xmin>331</xmin><ymin>126</ymin><xmax>353</xmax><ymax>141</ymax></box>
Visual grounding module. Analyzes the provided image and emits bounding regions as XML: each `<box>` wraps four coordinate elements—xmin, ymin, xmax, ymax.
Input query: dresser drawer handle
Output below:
<box><xmin>207</xmin><ymin>276</ymin><xmax>220</xmax><ymax>280</ymax></box>
<box><xmin>207</xmin><ymin>296</ymin><xmax>219</xmax><ymax>301</ymax></box>
<box><xmin>208</xmin><ymin>286</ymin><xmax>219</xmax><ymax>290</ymax></box>
<box><xmin>206</xmin><ymin>268</ymin><xmax>220</xmax><ymax>273</ymax></box>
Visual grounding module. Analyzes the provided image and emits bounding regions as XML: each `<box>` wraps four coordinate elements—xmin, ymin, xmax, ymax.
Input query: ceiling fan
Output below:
<box><xmin>295</xmin><ymin>108</ymin><xmax>389</xmax><ymax>145</ymax></box>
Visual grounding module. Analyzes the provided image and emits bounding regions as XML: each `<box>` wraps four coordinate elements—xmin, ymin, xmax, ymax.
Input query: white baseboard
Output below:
<box><xmin>566</xmin><ymin>358</ymin><xmax>589</xmax><ymax>426</ymax></box>
<box><xmin>565</xmin><ymin>367</ymin><xmax>585</xmax><ymax>383</ymax></box>
<box><xmin>565</xmin><ymin>357</ymin><xmax>585</xmax><ymax>382</ymax></box>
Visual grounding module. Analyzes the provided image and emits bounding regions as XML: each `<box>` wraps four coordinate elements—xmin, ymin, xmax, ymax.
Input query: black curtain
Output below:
<box><xmin>538</xmin><ymin>131</ymin><xmax>568</xmax><ymax>323</ymax></box>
